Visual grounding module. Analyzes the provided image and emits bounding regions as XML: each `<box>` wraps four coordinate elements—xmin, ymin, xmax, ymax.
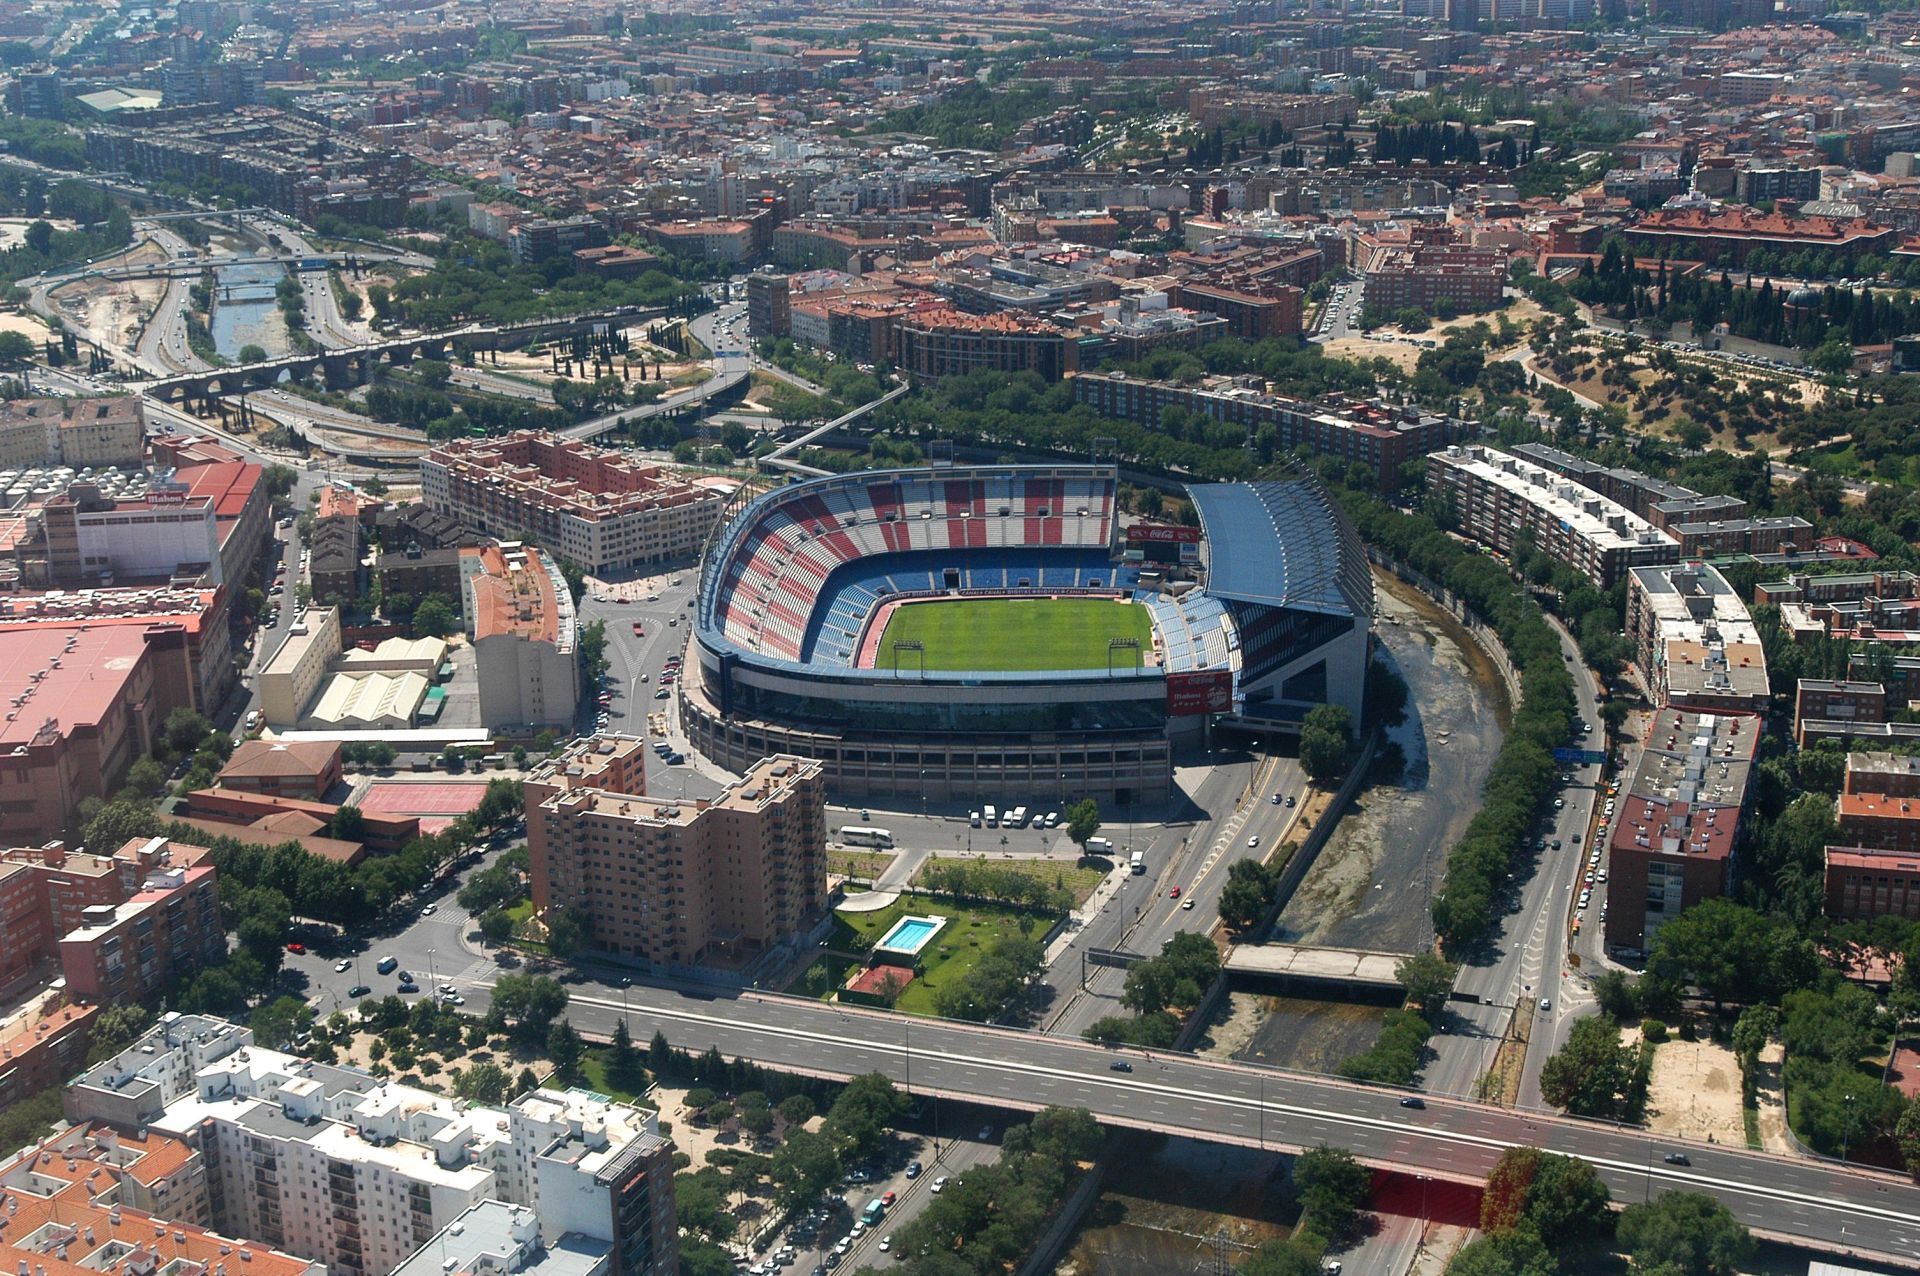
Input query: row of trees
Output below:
<box><xmin>1451</xmin><ymin>1145</ymin><xmax>1753</xmax><ymax>1276</ymax></box>
<box><xmin>1338</xmin><ymin>487</ymin><xmax>1579</xmax><ymax>952</ymax></box>
<box><xmin>368</xmin><ymin>233</ymin><xmax>703</xmax><ymax>331</ymax></box>
<box><xmin>918</xmin><ymin>861</ymin><xmax>1076</xmax><ymax>913</ymax></box>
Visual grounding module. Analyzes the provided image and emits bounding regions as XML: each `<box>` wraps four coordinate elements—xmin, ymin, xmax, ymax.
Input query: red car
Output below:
<box><xmin>632</xmin><ymin>622</ymin><xmax>644</xmax><ymax>635</ymax></box>
<box><xmin>1167</xmin><ymin>887</ymin><xmax>1182</xmax><ymax>900</ymax></box>
<box><xmin>286</xmin><ymin>942</ymin><xmax>306</xmax><ymax>954</ymax></box>
<box><xmin>881</xmin><ymin>1191</ymin><xmax>896</xmax><ymax>1207</ymax></box>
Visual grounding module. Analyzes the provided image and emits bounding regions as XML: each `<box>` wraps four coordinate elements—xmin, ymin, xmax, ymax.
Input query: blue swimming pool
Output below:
<box><xmin>873</xmin><ymin>914</ymin><xmax>948</xmax><ymax>962</ymax></box>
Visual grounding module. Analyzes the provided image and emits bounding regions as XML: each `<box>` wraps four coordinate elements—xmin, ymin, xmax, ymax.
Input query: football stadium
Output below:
<box><xmin>683</xmin><ymin>463</ymin><xmax>1372</xmax><ymax>802</ymax></box>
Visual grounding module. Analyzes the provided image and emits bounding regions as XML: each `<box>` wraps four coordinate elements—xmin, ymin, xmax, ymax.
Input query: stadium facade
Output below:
<box><xmin>683</xmin><ymin>463</ymin><xmax>1371</xmax><ymax>802</ymax></box>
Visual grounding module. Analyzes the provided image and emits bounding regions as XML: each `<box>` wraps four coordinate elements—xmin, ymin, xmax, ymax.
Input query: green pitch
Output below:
<box><xmin>873</xmin><ymin>598</ymin><xmax>1152</xmax><ymax>672</ymax></box>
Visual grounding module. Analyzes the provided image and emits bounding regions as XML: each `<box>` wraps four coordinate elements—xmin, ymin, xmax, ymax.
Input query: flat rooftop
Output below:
<box><xmin>0</xmin><ymin>625</ymin><xmax>159</xmax><ymax>749</ymax></box>
<box><xmin>1433</xmin><ymin>446</ymin><xmax>1678</xmax><ymax>553</ymax></box>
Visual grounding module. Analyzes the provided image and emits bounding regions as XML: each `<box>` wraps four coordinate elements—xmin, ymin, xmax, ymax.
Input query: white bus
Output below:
<box><xmin>840</xmin><ymin>826</ymin><xmax>894</xmax><ymax>848</ymax></box>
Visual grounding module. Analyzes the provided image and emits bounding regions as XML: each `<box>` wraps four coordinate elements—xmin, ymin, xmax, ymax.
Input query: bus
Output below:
<box><xmin>861</xmin><ymin>1200</ymin><xmax>886</xmax><ymax>1227</ymax></box>
<box><xmin>840</xmin><ymin>826</ymin><xmax>894</xmax><ymax>849</ymax></box>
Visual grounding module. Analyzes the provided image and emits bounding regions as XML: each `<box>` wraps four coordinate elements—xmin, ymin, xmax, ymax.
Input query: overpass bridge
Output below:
<box><xmin>135</xmin><ymin>306</ymin><xmax>668</xmax><ymax>407</ymax></box>
<box><xmin>47</xmin><ymin>250</ymin><xmax>426</xmax><ymax>285</ymax></box>
<box><xmin>529</xmin><ymin>979</ymin><xmax>1920</xmax><ymax>1271</ymax></box>
<box><xmin>1224</xmin><ymin>943</ymin><xmax>1410</xmax><ymax>998</ymax></box>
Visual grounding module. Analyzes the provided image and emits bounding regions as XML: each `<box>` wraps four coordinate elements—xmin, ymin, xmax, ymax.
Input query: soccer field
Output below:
<box><xmin>872</xmin><ymin>597</ymin><xmax>1152</xmax><ymax>672</ymax></box>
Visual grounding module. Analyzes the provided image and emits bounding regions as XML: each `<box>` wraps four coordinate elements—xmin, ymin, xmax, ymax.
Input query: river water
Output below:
<box><xmin>209</xmin><ymin>261</ymin><xmax>289</xmax><ymax>359</ymax></box>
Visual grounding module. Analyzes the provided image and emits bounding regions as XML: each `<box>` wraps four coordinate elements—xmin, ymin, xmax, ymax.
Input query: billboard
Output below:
<box><xmin>1166</xmin><ymin>668</ymin><xmax>1234</xmax><ymax>717</ymax></box>
<box><xmin>1128</xmin><ymin>523</ymin><xmax>1203</xmax><ymax>545</ymax></box>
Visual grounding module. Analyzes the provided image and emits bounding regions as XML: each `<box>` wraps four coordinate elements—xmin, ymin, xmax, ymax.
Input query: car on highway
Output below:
<box><xmin>397</xmin><ymin>982</ymin><xmax>420</xmax><ymax>993</ymax></box>
<box><xmin>1272</xmin><ymin>793</ymin><xmax>1283</xmax><ymax>804</ymax></box>
<box><xmin>1109</xmin><ymin>1060</ymin><xmax>1133</xmax><ymax>1072</ymax></box>
<box><xmin>1663</xmin><ymin>1152</ymin><xmax>1690</xmax><ymax>1166</ymax></box>
<box><xmin>1168</xmin><ymin>886</ymin><xmax>1182</xmax><ymax>899</ymax></box>
<box><xmin>930</xmin><ymin>1177</ymin><xmax>948</xmax><ymax>1193</ymax></box>
<box><xmin>1247</xmin><ymin>835</ymin><xmax>1259</xmax><ymax>848</ymax></box>
<box><xmin>421</xmin><ymin>904</ymin><xmax>437</xmax><ymax>916</ymax></box>
<box><xmin>348</xmin><ymin>984</ymin><xmax>370</xmax><ymax>998</ymax></box>
<box><xmin>632</xmin><ymin>622</ymin><xmax>644</xmax><ymax>635</ymax></box>
<box><xmin>1539</xmin><ymin>998</ymin><xmax>1551</xmax><ymax>1011</ymax></box>
<box><xmin>878</xmin><ymin>1238</ymin><xmax>891</xmax><ymax>1253</ymax></box>
<box><xmin>1399</xmin><ymin>1096</ymin><xmax>1425</xmax><ymax>1109</ymax></box>
<box><xmin>1181</xmin><ymin>898</ymin><xmax>1194</xmax><ymax>910</ymax></box>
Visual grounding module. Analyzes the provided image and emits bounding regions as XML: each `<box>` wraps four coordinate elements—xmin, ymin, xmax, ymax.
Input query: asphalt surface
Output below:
<box><xmin>1422</xmin><ymin>618</ymin><xmax>1605</xmax><ymax>1105</ymax></box>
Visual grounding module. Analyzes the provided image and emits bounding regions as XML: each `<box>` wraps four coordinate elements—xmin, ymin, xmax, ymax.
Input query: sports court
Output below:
<box><xmin>870</xmin><ymin>597</ymin><xmax>1151</xmax><ymax>673</ymax></box>
<box><xmin>358</xmin><ymin>780</ymin><xmax>493</xmax><ymax>834</ymax></box>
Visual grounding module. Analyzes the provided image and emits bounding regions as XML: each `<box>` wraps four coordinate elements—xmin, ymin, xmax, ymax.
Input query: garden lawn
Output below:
<box><xmin>826</xmin><ymin>896</ymin><xmax>1053</xmax><ymax>1016</ymax></box>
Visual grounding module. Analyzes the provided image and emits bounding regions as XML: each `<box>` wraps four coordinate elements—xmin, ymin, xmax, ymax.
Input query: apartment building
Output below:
<box><xmin>465</xmin><ymin>543</ymin><xmax>578</xmax><ymax>729</ymax></box>
<box><xmin>0</xmin><ymin>395</ymin><xmax>145</xmax><ymax>469</ymax></box>
<box><xmin>1073</xmin><ymin>373</ymin><xmax>1463</xmax><ymax>489</ymax></box>
<box><xmin>1508</xmin><ymin>442</ymin><xmax>1730</xmax><ymax>525</ymax></box>
<box><xmin>1357</xmin><ymin>225</ymin><xmax>1505</xmax><ymax>314</ymax></box>
<box><xmin>746</xmin><ymin>271</ymin><xmax>792</xmax><ymax>338</ymax></box>
<box><xmin>0</xmin><ymin>1120</ymin><xmax>318</xmax><ymax>1276</ymax></box>
<box><xmin>0</xmin><ymin>996</ymin><xmax>97</xmax><ymax>1113</ymax></box>
<box><xmin>1426</xmin><ymin>445</ymin><xmax>1681</xmax><ymax>587</ymax></box>
<box><xmin>1824</xmin><ymin>845</ymin><xmax>1920</xmax><ymax>923</ymax></box>
<box><xmin>66</xmin><ymin>1015</ymin><xmax>676</xmax><ymax>1276</ymax></box>
<box><xmin>509</xmin><ymin>216</ymin><xmax>611</xmax><ymax>265</ymax></box>
<box><xmin>1795</xmin><ymin>679</ymin><xmax>1890</xmax><ymax>746</ymax></box>
<box><xmin>59</xmin><ymin>856</ymin><xmax>225</xmax><ymax>1006</ymax></box>
<box><xmin>1625</xmin><ymin>562</ymin><xmax>1769</xmax><ymax>714</ymax></box>
<box><xmin>892</xmin><ymin>307</ymin><xmax>1080</xmax><ymax>382</ymax></box>
<box><xmin>525</xmin><ymin>739</ymin><xmax>827</xmax><ymax>979</ymax></box>
<box><xmin>1838</xmin><ymin>751</ymin><xmax>1920</xmax><ymax>853</ymax></box>
<box><xmin>422</xmin><ymin>433</ymin><xmax>727</xmax><ymax>574</ymax></box>
<box><xmin>1604</xmin><ymin>709</ymin><xmax>1760</xmax><ymax>952</ymax></box>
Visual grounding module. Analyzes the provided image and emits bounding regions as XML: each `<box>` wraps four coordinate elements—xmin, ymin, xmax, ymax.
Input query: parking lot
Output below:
<box><xmin>741</xmin><ymin>1122</ymin><xmax>1001</xmax><ymax>1273</ymax></box>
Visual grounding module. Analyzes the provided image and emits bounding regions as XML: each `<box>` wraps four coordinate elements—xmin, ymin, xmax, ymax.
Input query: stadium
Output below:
<box><xmin>683</xmin><ymin>463</ymin><xmax>1372</xmax><ymax>803</ymax></box>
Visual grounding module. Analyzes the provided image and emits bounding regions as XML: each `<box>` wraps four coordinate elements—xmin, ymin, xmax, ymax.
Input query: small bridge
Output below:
<box><xmin>50</xmin><ymin>251</ymin><xmax>417</xmax><ymax>285</ymax></box>
<box><xmin>135</xmin><ymin>306</ymin><xmax>667</xmax><ymax>407</ymax></box>
<box><xmin>1224</xmin><ymin>943</ymin><xmax>1410</xmax><ymax>998</ymax></box>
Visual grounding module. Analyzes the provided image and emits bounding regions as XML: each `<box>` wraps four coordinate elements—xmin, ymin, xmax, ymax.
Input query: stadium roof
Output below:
<box><xmin>1188</xmin><ymin>479</ymin><xmax>1371</xmax><ymax>618</ymax></box>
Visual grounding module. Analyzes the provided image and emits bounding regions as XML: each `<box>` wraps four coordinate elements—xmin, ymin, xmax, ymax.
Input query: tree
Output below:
<box><xmin>0</xmin><ymin>330</ymin><xmax>36</xmax><ymax>365</ymax></box>
<box><xmin>517</xmin><ymin>1066</ymin><xmax>540</xmax><ymax>1095</ymax></box>
<box><xmin>85</xmin><ymin>1004</ymin><xmax>155</xmax><ymax>1064</ymax></box>
<box><xmin>648</xmin><ymin>1029</ymin><xmax>673</xmax><ymax>1078</ymax></box>
<box><xmin>411</xmin><ymin>594</ymin><xmax>459</xmax><ymax>638</ymax></box>
<box><xmin>769</xmin><ymin>1128</ymin><xmax>841</xmax><ymax>1210</ymax></box>
<box><xmin>778</xmin><ymin>1093</ymin><xmax>816</xmax><ymax>1128</ymax></box>
<box><xmin>1239</xmin><ymin>1236</ymin><xmax>1327</xmax><ymax>1276</ymax></box>
<box><xmin>675</xmin><ymin>1168</ymin><xmax>736</xmax><ymax>1242</ymax></box>
<box><xmin>414</xmin><ymin>358</ymin><xmax>453</xmax><ymax>388</ymax></box>
<box><xmin>490</xmin><ymin>973</ymin><xmax>569</xmax><ymax>1038</ymax></box>
<box><xmin>1219</xmin><ymin>858</ymin><xmax>1277</xmax><ymax>931</ymax></box>
<box><xmin>1615</xmin><ymin>1191</ymin><xmax>1754</xmax><ymax>1275</ymax></box>
<box><xmin>1299</xmin><ymin>703</ymin><xmax>1354</xmax><ymax>781</ymax></box>
<box><xmin>545</xmin><ymin>906</ymin><xmax>585</xmax><ymax>958</ymax></box>
<box><xmin>824</xmin><ymin>1072</ymin><xmax>907</xmax><ymax>1159</ymax></box>
<box><xmin>1396</xmin><ymin>953</ymin><xmax>1458</xmax><ymax>1016</ymax></box>
<box><xmin>122</xmin><ymin>756</ymin><xmax>169</xmax><ymax>800</ymax></box>
<box><xmin>329</xmin><ymin>805</ymin><xmax>366</xmax><ymax>841</ymax></box>
<box><xmin>609</xmin><ymin>1017</ymin><xmax>641</xmax><ymax>1084</ymax></box>
<box><xmin>249</xmin><ymin>996</ymin><xmax>315</xmax><ymax>1050</ymax></box>
<box><xmin>163</xmin><ymin>708</ymin><xmax>215</xmax><ymax>755</ymax></box>
<box><xmin>1445</xmin><ymin>1230</ymin><xmax>1556</xmax><ymax>1276</ymax></box>
<box><xmin>1065</xmin><ymin>798</ymin><xmax>1102</xmax><ymax>852</ymax></box>
<box><xmin>479</xmin><ymin>907</ymin><xmax>514</xmax><ymax>944</ymax></box>
<box><xmin>1539</xmin><ymin>1016</ymin><xmax>1630</xmax><ymax>1116</ymax></box>
<box><xmin>1295</xmin><ymin>1145</ymin><xmax>1370</xmax><ymax>1241</ymax></box>
<box><xmin>453</xmin><ymin>1061</ymin><xmax>511</xmax><ymax>1105</ymax></box>
<box><xmin>1645</xmin><ymin>898</ymin><xmax>1816</xmax><ymax>1009</ymax></box>
<box><xmin>546</xmin><ymin>1020</ymin><xmax>585</xmax><ymax>1079</ymax></box>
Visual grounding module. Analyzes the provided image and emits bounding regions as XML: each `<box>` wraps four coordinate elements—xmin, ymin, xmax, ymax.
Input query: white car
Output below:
<box><xmin>334</xmin><ymin>959</ymin><xmax>352</xmax><ymax>973</ymax></box>
<box><xmin>930</xmin><ymin>1176</ymin><xmax>949</xmax><ymax>1193</ymax></box>
<box><xmin>878</xmin><ymin>1238</ymin><xmax>891</xmax><ymax>1253</ymax></box>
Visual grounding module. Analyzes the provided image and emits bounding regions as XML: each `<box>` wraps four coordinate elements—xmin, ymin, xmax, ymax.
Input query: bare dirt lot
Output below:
<box><xmin>1630</xmin><ymin>1027</ymin><xmax>1750</xmax><ymax>1147</ymax></box>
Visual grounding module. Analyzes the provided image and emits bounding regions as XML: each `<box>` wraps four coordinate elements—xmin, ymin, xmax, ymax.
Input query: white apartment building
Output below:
<box><xmin>64</xmin><ymin>1015</ymin><xmax>677</xmax><ymax>1276</ymax></box>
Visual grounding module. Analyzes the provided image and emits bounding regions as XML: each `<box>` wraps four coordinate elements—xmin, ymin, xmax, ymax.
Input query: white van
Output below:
<box><xmin>1129</xmin><ymin>850</ymin><xmax>1145</xmax><ymax>875</ymax></box>
<box><xmin>1086</xmin><ymin>836</ymin><xmax>1112</xmax><ymax>854</ymax></box>
<box><xmin>969</xmin><ymin>810</ymin><xmax>981</xmax><ymax>827</ymax></box>
<box><xmin>984</xmin><ymin>804</ymin><xmax>998</xmax><ymax>827</ymax></box>
<box><xmin>1007</xmin><ymin>806</ymin><xmax>1028</xmax><ymax>828</ymax></box>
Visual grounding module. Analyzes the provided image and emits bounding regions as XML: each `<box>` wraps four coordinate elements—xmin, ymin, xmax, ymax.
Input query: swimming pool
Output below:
<box><xmin>872</xmin><ymin>914</ymin><xmax>948</xmax><ymax>964</ymax></box>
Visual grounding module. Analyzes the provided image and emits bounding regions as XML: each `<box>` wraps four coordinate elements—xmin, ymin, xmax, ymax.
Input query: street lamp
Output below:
<box><xmin>1842</xmin><ymin>1092</ymin><xmax>1858</xmax><ymax>1161</ymax></box>
<box><xmin>426</xmin><ymin>948</ymin><xmax>437</xmax><ymax>993</ymax></box>
<box><xmin>620</xmin><ymin>976</ymin><xmax>632</xmax><ymax>1034</ymax></box>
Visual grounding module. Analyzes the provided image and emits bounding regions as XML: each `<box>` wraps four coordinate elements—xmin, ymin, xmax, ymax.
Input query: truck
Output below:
<box><xmin>1129</xmin><ymin>850</ymin><xmax>1145</xmax><ymax>874</ymax></box>
<box><xmin>1086</xmin><ymin>836</ymin><xmax>1112</xmax><ymax>855</ymax></box>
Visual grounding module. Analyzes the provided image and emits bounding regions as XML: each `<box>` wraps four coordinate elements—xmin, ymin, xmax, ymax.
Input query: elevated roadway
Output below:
<box><xmin>531</xmin><ymin>980</ymin><xmax>1920</xmax><ymax>1270</ymax></box>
